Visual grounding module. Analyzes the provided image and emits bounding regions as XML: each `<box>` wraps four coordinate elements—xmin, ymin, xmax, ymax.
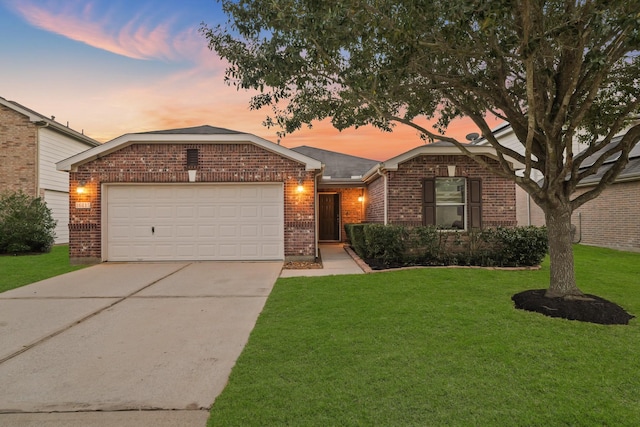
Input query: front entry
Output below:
<box><xmin>319</xmin><ymin>193</ymin><xmax>340</xmax><ymax>241</ymax></box>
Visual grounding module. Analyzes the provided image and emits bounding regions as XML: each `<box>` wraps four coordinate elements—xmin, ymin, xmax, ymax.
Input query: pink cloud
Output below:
<box><xmin>6</xmin><ymin>0</ymin><xmax>208</xmax><ymax>62</ymax></box>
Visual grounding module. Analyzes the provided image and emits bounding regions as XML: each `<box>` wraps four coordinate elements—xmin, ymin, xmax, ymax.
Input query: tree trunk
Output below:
<box><xmin>544</xmin><ymin>203</ymin><xmax>584</xmax><ymax>298</ymax></box>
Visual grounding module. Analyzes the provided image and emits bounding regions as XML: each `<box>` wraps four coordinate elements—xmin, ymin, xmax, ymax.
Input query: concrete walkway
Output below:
<box><xmin>280</xmin><ymin>243</ymin><xmax>365</xmax><ymax>277</ymax></box>
<box><xmin>0</xmin><ymin>261</ymin><xmax>282</xmax><ymax>427</ymax></box>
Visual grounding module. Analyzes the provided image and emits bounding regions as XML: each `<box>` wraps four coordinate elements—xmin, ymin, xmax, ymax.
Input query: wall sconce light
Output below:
<box><xmin>296</xmin><ymin>179</ymin><xmax>304</xmax><ymax>193</ymax></box>
<box><xmin>358</xmin><ymin>196</ymin><xmax>364</xmax><ymax>202</ymax></box>
<box><xmin>76</xmin><ymin>180</ymin><xmax>87</xmax><ymax>194</ymax></box>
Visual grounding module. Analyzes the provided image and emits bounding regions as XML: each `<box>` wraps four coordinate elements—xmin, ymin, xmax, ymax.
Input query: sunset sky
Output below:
<box><xmin>0</xmin><ymin>0</ymin><xmax>490</xmax><ymax>160</ymax></box>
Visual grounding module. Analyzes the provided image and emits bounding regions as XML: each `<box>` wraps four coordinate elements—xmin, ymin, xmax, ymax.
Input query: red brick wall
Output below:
<box><xmin>365</xmin><ymin>176</ymin><xmax>385</xmax><ymax>223</ymax></box>
<box><xmin>382</xmin><ymin>154</ymin><xmax>516</xmax><ymax>228</ymax></box>
<box><xmin>69</xmin><ymin>143</ymin><xmax>315</xmax><ymax>261</ymax></box>
<box><xmin>571</xmin><ymin>181</ymin><xmax>640</xmax><ymax>251</ymax></box>
<box><xmin>0</xmin><ymin>105</ymin><xmax>38</xmax><ymax>196</ymax></box>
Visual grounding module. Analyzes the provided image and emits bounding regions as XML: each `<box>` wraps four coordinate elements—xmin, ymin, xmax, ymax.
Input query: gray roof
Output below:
<box><xmin>291</xmin><ymin>146</ymin><xmax>379</xmax><ymax>179</ymax></box>
<box><xmin>0</xmin><ymin>96</ymin><xmax>99</xmax><ymax>147</ymax></box>
<box><xmin>578</xmin><ymin>137</ymin><xmax>640</xmax><ymax>184</ymax></box>
<box><xmin>140</xmin><ymin>125</ymin><xmax>243</xmax><ymax>135</ymax></box>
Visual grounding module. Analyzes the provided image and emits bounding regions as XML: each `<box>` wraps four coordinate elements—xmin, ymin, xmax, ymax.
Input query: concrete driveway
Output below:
<box><xmin>0</xmin><ymin>261</ymin><xmax>281</xmax><ymax>425</ymax></box>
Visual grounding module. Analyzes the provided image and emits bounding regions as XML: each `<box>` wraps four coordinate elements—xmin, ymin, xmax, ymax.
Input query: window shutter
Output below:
<box><xmin>469</xmin><ymin>178</ymin><xmax>482</xmax><ymax>229</ymax></box>
<box><xmin>422</xmin><ymin>178</ymin><xmax>435</xmax><ymax>226</ymax></box>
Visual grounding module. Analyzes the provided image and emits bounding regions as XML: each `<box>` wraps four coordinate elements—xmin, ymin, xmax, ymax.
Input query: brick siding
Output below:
<box><xmin>371</xmin><ymin>154</ymin><xmax>516</xmax><ymax>228</ymax></box>
<box><xmin>69</xmin><ymin>143</ymin><xmax>315</xmax><ymax>261</ymax></box>
<box><xmin>365</xmin><ymin>176</ymin><xmax>385</xmax><ymax>223</ymax></box>
<box><xmin>571</xmin><ymin>181</ymin><xmax>640</xmax><ymax>251</ymax></box>
<box><xmin>0</xmin><ymin>105</ymin><xmax>38</xmax><ymax>196</ymax></box>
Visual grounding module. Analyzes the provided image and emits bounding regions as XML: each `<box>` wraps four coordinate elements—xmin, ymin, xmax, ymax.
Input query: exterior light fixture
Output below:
<box><xmin>358</xmin><ymin>196</ymin><xmax>364</xmax><ymax>202</ymax></box>
<box><xmin>76</xmin><ymin>180</ymin><xmax>87</xmax><ymax>194</ymax></box>
<box><xmin>296</xmin><ymin>179</ymin><xmax>304</xmax><ymax>193</ymax></box>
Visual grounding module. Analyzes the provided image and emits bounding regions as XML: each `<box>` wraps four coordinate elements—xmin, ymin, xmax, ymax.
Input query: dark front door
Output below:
<box><xmin>319</xmin><ymin>193</ymin><xmax>340</xmax><ymax>241</ymax></box>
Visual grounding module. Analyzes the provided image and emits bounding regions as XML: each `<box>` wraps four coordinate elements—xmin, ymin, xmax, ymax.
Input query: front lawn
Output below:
<box><xmin>0</xmin><ymin>245</ymin><xmax>86</xmax><ymax>293</ymax></box>
<box><xmin>209</xmin><ymin>245</ymin><xmax>640</xmax><ymax>426</ymax></box>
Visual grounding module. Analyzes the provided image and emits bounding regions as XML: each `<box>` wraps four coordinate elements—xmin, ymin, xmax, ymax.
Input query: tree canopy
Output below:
<box><xmin>202</xmin><ymin>0</ymin><xmax>640</xmax><ymax>298</ymax></box>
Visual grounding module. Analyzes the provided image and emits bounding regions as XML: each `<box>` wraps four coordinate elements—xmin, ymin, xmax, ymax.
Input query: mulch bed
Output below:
<box><xmin>283</xmin><ymin>260</ymin><xmax>323</xmax><ymax>270</ymax></box>
<box><xmin>512</xmin><ymin>289</ymin><xmax>635</xmax><ymax>325</ymax></box>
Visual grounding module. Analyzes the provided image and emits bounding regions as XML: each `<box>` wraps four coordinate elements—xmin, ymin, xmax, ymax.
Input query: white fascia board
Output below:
<box><xmin>375</xmin><ymin>145</ymin><xmax>522</xmax><ymax>173</ymax></box>
<box><xmin>0</xmin><ymin>98</ymin><xmax>99</xmax><ymax>148</ymax></box>
<box><xmin>57</xmin><ymin>132</ymin><xmax>323</xmax><ymax>172</ymax></box>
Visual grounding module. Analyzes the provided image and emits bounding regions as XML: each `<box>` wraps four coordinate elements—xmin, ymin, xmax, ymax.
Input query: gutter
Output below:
<box><xmin>314</xmin><ymin>166</ymin><xmax>325</xmax><ymax>259</ymax></box>
<box><xmin>375</xmin><ymin>167</ymin><xmax>389</xmax><ymax>225</ymax></box>
<box><xmin>33</xmin><ymin>120</ymin><xmax>50</xmax><ymax>197</ymax></box>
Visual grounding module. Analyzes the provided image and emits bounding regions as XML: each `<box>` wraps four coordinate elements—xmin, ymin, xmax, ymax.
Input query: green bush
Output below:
<box><xmin>0</xmin><ymin>191</ymin><xmax>56</xmax><ymax>254</ymax></box>
<box><xmin>344</xmin><ymin>223</ymin><xmax>367</xmax><ymax>256</ymax></box>
<box><xmin>345</xmin><ymin>223</ymin><xmax>548</xmax><ymax>268</ymax></box>
<box><xmin>482</xmin><ymin>226</ymin><xmax>549</xmax><ymax>266</ymax></box>
<box><xmin>362</xmin><ymin>224</ymin><xmax>407</xmax><ymax>265</ymax></box>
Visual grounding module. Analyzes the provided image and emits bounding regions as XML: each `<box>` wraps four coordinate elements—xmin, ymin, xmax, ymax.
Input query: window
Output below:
<box><xmin>423</xmin><ymin>177</ymin><xmax>482</xmax><ymax>229</ymax></box>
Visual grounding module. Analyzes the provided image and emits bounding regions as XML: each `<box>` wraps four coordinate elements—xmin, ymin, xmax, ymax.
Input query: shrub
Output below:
<box><xmin>481</xmin><ymin>226</ymin><xmax>549</xmax><ymax>266</ymax></box>
<box><xmin>0</xmin><ymin>191</ymin><xmax>56</xmax><ymax>254</ymax></box>
<box><xmin>362</xmin><ymin>224</ymin><xmax>406</xmax><ymax>265</ymax></box>
<box><xmin>345</xmin><ymin>223</ymin><xmax>548</xmax><ymax>268</ymax></box>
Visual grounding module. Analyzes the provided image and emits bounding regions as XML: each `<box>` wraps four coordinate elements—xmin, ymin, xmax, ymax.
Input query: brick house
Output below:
<box><xmin>291</xmin><ymin>146</ymin><xmax>378</xmax><ymax>242</ymax></box>
<box><xmin>362</xmin><ymin>142</ymin><xmax>518</xmax><ymax>230</ymax></box>
<box><xmin>570</xmin><ymin>140</ymin><xmax>640</xmax><ymax>251</ymax></box>
<box><xmin>476</xmin><ymin>122</ymin><xmax>640</xmax><ymax>252</ymax></box>
<box><xmin>57</xmin><ymin>126</ymin><xmax>322</xmax><ymax>264</ymax></box>
<box><xmin>0</xmin><ymin>96</ymin><xmax>99</xmax><ymax>243</ymax></box>
<box><xmin>58</xmin><ymin>126</ymin><xmax>520</xmax><ymax>264</ymax></box>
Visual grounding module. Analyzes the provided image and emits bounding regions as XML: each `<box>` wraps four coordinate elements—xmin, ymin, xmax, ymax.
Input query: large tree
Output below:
<box><xmin>202</xmin><ymin>0</ymin><xmax>640</xmax><ymax>299</ymax></box>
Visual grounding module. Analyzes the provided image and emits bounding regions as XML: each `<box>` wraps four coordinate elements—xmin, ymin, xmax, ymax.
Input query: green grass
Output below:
<box><xmin>0</xmin><ymin>245</ymin><xmax>86</xmax><ymax>293</ymax></box>
<box><xmin>209</xmin><ymin>245</ymin><xmax>640</xmax><ymax>426</ymax></box>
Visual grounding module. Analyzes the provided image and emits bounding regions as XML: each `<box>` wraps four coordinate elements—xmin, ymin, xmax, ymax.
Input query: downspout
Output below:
<box><xmin>314</xmin><ymin>166</ymin><xmax>324</xmax><ymax>259</ymax></box>
<box><xmin>33</xmin><ymin>120</ymin><xmax>50</xmax><ymax>198</ymax></box>
<box><xmin>527</xmin><ymin>193</ymin><xmax>531</xmax><ymax>226</ymax></box>
<box><xmin>375</xmin><ymin>167</ymin><xmax>388</xmax><ymax>225</ymax></box>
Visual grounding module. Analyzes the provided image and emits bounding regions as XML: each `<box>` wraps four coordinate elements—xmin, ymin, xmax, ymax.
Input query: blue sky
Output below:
<box><xmin>0</xmin><ymin>0</ymin><xmax>479</xmax><ymax>160</ymax></box>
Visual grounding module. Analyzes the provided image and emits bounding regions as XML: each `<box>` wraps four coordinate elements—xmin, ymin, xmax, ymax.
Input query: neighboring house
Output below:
<box><xmin>571</xmin><ymin>139</ymin><xmax>640</xmax><ymax>251</ymax></box>
<box><xmin>362</xmin><ymin>141</ymin><xmax>518</xmax><ymax>230</ymax></box>
<box><xmin>0</xmin><ymin>96</ymin><xmax>100</xmax><ymax>243</ymax></box>
<box><xmin>57</xmin><ymin>126</ymin><xmax>520</xmax><ymax>264</ymax></box>
<box><xmin>476</xmin><ymin>121</ymin><xmax>640</xmax><ymax>252</ymax></box>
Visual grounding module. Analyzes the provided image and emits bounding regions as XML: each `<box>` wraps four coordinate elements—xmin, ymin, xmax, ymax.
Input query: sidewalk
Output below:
<box><xmin>280</xmin><ymin>244</ymin><xmax>365</xmax><ymax>277</ymax></box>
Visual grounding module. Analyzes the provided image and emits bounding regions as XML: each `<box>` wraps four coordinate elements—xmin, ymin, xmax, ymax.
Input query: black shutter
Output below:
<box><xmin>422</xmin><ymin>178</ymin><xmax>435</xmax><ymax>226</ymax></box>
<box><xmin>469</xmin><ymin>178</ymin><xmax>482</xmax><ymax>229</ymax></box>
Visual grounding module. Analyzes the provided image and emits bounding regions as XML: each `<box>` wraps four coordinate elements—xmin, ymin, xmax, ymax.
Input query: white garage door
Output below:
<box><xmin>105</xmin><ymin>184</ymin><xmax>284</xmax><ymax>261</ymax></box>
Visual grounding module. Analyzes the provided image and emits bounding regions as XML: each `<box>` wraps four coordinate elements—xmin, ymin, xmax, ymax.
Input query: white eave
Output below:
<box><xmin>362</xmin><ymin>144</ymin><xmax>522</xmax><ymax>182</ymax></box>
<box><xmin>56</xmin><ymin>132</ymin><xmax>323</xmax><ymax>172</ymax></box>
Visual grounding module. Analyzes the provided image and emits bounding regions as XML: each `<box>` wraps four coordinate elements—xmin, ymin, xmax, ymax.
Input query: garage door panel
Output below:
<box><xmin>197</xmin><ymin>225</ymin><xmax>216</xmax><ymax>238</ymax></box>
<box><xmin>240</xmin><ymin>206</ymin><xmax>258</xmax><ymax>218</ymax></box>
<box><xmin>262</xmin><ymin>224</ymin><xmax>279</xmax><ymax>237</ymax></box>
<box><xmin>241</xmin><ymin>225</ymin><xmax>258</xmax><ymax>237</ymax></box>
<box><xmin>219</xmin><ymin>206</ymin><xmax>237</xmax><ymax>218</ymax></box>
<box><xmin>217</xmin><ymin>225</ymin><xmax>236</xmax><ymax>237</ymax></box>
<box><xmin>106</xmin><ymin>184</ymin><xmax>283</xmax><ymax>261</ymax></box>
